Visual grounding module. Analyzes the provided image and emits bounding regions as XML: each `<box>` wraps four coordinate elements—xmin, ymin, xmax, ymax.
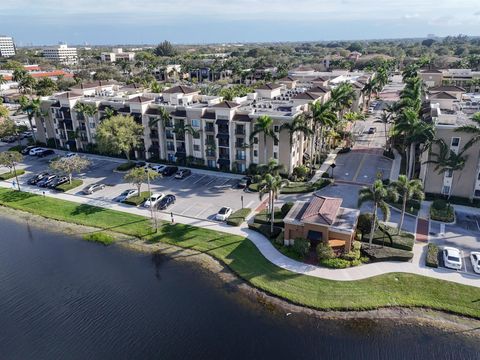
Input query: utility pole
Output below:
<box><xmin>145</xmin><ymin>168</ymin><xmax>157</xmax><ymax>231</ymax></box>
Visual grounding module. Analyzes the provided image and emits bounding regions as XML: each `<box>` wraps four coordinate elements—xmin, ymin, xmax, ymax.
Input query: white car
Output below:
<box><xmin>470</xmin><ymin>252</ymin><xmax>480</xmax><ymax>274</ymax></box>
<box><xmin>64</xmin><ymin>152</ymin><xmax>77</xmax><ymax>158</ymax></box>
<box><xmin>143</xmin><ymin>193</ymin><xmax>165</xmax><ymax>208</ymax></box>
<box><xmin>29</xmin><ymin>147</ymin><xmax>45</xmax><ymax>156</ymax></box>
<box><xmin>151</xmin><ymin>165</ymin><xmax>167</xmax><ymax>174</ymax></box>
<box><xmin>115</xmin><ymin>189</ymin><xmax>139</xmax><ymax>202</ymax></box>
<box><xmin>215</xmin><ymin>207</ymin><xmax>233</xmax><ymax>221</ymax></box>
<box><xmin>443</xmin><ymin>247</ymin><xmax>463</xmax><ymax>270</ymax></box>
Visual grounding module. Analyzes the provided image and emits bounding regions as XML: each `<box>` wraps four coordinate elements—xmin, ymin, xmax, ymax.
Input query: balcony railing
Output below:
<box><xmin>217</xmin><ymin>126</ymin><xmax>229</xmax><ymax>135</ymax></box>
<box><xmin>167</xmin><ymin>146</ymin><xmax>175</xmax><ymax>151</ymax></box>
<box><xmin>236</xmin><ymin>154</ymin><xmax>246</xmax><ymax>161</ymax></box>
<box><xmin>205</xmin><ymin>125</ymin><xmax>215</xmax><ymax>132</ymax></box>
<box><xmin>235</xmin><ymin>128</ymin><xmax>245</xmax><ymax>135</ymax></box>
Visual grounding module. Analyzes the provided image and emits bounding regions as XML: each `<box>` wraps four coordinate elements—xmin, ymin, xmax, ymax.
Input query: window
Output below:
<box><xmin>475</xmin><ymin>190</ymin><xmax>480</xmax><ymax>198</ymax></box>
<box><xmin>445</xmin><ymin>169</ymin><xmax>453</xmax><ymax>178</ymax></box>
<box><xmin>193</xmin><ymin>144</ymin><xmax>200</xmax><ymax>151</ymax></box>
<box><xmin>273</xmin><ymin>152</ymin><xmax>278</xmax><ymax>159</ymax></box>
<box><xmin>191</xmin><ymin>119</ymin><xmax>200</xmax><ymax>128</ymax></box>
<box><xmin>89</xmin><ymin>123</ymin><xmax>95</xmax><ymax>129</ymax></box>
<box><xmin>253</xmin><ymin>150</ymin><xmax>258</xmax><ymax>157</ymax></box>
<box><xmin>442</xmin><ymin>185</ymin><xmax>451</xmax><ymax>195</ymax></box>
<box><xmin>274</xmin><ymin>138</ymin><xmax>279</xmax><ymax>146</ymax></box>
<box><xmin>451</xmin><ymin>137</ymin><xmax>460</xmax><ymax>147</ymax></box>
<box><xmin>274</xmin><ymin>125</ymin><xmax>279</xmax><ymax>132</ymax></box>
<box><xmin>207</xmin><ymin>160</ymin><xmax>216</xmax><ymax>168</ymax></box>
<box><xmin>253</xmin><ymin>137</ymin><xmax>258</xmax><ymax>144</ymax></box>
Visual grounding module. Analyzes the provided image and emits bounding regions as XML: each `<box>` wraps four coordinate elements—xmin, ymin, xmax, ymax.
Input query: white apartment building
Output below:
<box><xmin>0</xmin><ymin>36</ymin><xmax>16</xmax><ymax>57</ymax></box>
<box><xmin>101</xmin><ymin>48</ymin><xmax>135</xmax><ymax>62</ymax></box>
<box><xmin>43</xmin><ymin>44</ymin><xmax>78</xmax><ymax>65</ymax></box>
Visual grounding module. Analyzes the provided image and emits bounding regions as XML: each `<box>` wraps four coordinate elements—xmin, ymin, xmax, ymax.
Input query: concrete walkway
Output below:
<box><xmin>1</xmin><ymin>180</ymin><xmax>479</xmax><ymax>288</ymax></box>
<box><xmin>389</xmin><ymin>148</ymin><xmax>402</xmax><ymax>181</ymax></box>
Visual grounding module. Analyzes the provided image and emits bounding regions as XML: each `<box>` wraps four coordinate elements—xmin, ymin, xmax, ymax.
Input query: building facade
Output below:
<box><xmin>43</xmin><ymin>44</ymin><xmax>78</xmax><ymax>65</ymax></box>
<box><xmin>0</xmin><ymin>36</ymin><xmax>16</xmax><ymax>57</ymax></box>
<box><xmin>101</xmin><ymin>48</ymin><xmax>135</xmax><ymax>62</ymax></box>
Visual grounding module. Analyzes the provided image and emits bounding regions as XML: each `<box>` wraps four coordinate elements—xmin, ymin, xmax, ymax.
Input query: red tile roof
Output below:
<box><xmin>301</xmin><ymin>195</ymin><xmax>342</xmax><ymax>225</ymax></box>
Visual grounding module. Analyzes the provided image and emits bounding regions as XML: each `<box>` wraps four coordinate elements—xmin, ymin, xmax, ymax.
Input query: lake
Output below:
<box><xmin>0</xmin><ymin>214</ymin><xmax>479</xmax><ymax>359</ymax></box>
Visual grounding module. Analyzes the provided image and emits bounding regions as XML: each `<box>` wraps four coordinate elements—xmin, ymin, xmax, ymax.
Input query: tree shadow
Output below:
<box><xmin>70</xmin><ymin>204</ymin><xmax>106</xmax><ymax>216</ymax></box>
<box><xmin>0</xmin><ymin>190</ymin><xmax>36</xmax><ymax>203</ymax></box>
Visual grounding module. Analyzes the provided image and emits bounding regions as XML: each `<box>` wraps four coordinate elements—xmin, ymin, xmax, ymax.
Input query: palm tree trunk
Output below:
<box><xmin>270</xmin><ymin>190</ymin><xmax>275</xmax><ymax>235</ymax></box>
<box><xmin>264</xmin><ymin>134</ymin><xmax>268</xmax><ymax>163</ymax></box>
<box><xmin>27</xmin><ymin>115</ymin><xmax>36</xmax><ymax>142</ymax></box>
<box><xmin>369</xmin><ymin>204</ymin><xmax>377</xmax><ymax>246</ymax></box>
<box><xmin>384</xmin><ymin>121</ymin><xmax>389</xmax><ymax>150</ymax></box>
<box><xmin>408</xmin><ymin>142</ymin><xmax>416</xmax><ymax>179</ymax></box>
<box><xmin>398</xmin><ymin>193</ymin><xmax>407</xmax><ymax>234</ymax></box>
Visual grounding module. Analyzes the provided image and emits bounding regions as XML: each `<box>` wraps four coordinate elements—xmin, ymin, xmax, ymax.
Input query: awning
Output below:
<box><xmin>307</xmin><ymin>230</ymin><xmax>322</xmax><ymax>242</ymax></box>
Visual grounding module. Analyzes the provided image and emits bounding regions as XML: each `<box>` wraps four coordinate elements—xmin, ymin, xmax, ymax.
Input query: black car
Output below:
<box><xmin>161</xmin><ymin>166</ymin><xmax>178</xmax><ymax>177</ymax></box>
<box><xmin>37</xmin><ymin>175</ymin><xmax>57</xmax><ymax>187</ymax></box>
<box><xmin>47</xmin><ymin>176</ymin><xmax>69</xmax><ymax>189</ymax></box>
<box><xmin>237</xmin><ymin>176</ymin><xmax>252</xmax><ymax>189</ymax></box>
<box><xmin>28</xmin><ymin>172</ymin><xmax>49</xmax><ymax>185</ymax></box>
<box><xmin>1</xmin><ymin>135</ymin><xmax>17</xmax><ymax>143</ymax></box>
<box><xmin>37</xmin><ymin>149</ymin><xmax>55</xmax><ymax>158</ymax></box>
<box><xmin>21</xmin><ymin>146</ymin><xmax>37</xmax><ymax>155</ymax></box>
<box><xmin>156</xmin><ymin>194</ymin><xmax>176</xmax><ymax>210</ymax></box>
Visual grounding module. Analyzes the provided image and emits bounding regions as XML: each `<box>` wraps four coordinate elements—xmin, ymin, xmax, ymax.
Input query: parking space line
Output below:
<box><xmin>219</xmin><ymin>178</ymin><xmax>230</xmax><ymax>186</ymax></box>
<box><xmin>193</xmin><ymin>175</ymin><xmax>206</xmax><ymax>184</ymax></box>
<box><xmin>180</xmin><ymin>203</ymin><xmax>196</xmax><ymax>215</ymax></box>
<box><xmin>205</xmin><ymin>177</ymin><xmax>217</xmax><ymax>187</ymax></box>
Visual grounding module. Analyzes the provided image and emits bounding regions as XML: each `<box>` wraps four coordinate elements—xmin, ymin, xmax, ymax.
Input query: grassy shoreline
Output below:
<box><xmin>0</xmin><ymin>188</ymin><xmax>479</xmax><ymax>318</ymax></box>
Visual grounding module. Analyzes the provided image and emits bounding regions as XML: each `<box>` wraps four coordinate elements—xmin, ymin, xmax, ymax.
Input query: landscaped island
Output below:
<box><xmin>0</xmin><ymin>188</ymin><xmax>479</xmax><ymax>318</ymax></box>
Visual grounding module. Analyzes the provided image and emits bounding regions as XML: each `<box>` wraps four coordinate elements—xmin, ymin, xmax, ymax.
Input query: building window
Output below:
<box><xmin>274</xmin><ymin>125</ymin><xmax>279</xmax><ymax>132</ymax></box>
<box><xmin>442</xmin><ymin>185</ymin><xmax>451</xmax><ymax>195</ymax></box>
<box><xmin>451</xmin><ymin>137</ymin><xmax>460</xmax><ymax>147</ymax></box>
<box><xmin>253</xmin><ymin>137</ymin><xmax>258</xmax><ymax>144</ymax></box>
<box><xmin>207</xmin><ymin>160</ymin><xmax>216</xmax><ymax>168</ymax></box>
<box><xmin>273</xmin><ymin>152</ymin><xmax>278</xmax><ymax>159</ymax></box>
<box><xmin>475</xmin><ymin>189</ymin><xmax>480</xmax><ymax>198</ymax></box>
<box><xmin>191</xmin><ymin>119</ymin><xmax>200</xmax><ymax>128</ymax></box>
<box><xmin>445</xmin><ymin>169</ymin><xmax>453</xmax><ymax>178</ymax></box>
<box><xmin>253</xmin><ymin>150</ymin><xmax>258</xmax><ymax>157</ymax></box>
<box><xmin>274</xmin><ymin>138</ymin><xmax>279</xmax><ymax>146</ymax></box>
<box><xmin>193</xmin><ymin>144</ymin><xmax>200</xmax><ymax>151</ymax></box>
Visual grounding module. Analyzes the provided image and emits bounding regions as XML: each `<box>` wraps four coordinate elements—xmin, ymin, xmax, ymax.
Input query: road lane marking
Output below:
<box><xmin>352</xmin><ymin>153</ymin><xmax>367</xmax><ymax>182</ymax></box>
<box><xmin>193</xmin><ymin>175</ymin><xmax>206</xmax><ymax>184</ymax></box>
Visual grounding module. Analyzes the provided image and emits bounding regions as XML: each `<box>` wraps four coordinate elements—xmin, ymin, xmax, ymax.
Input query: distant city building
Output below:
<box><xmin>100</xmin><ymin>48</ymin><xmax>135</xmax><ymax>62</ymax></box>
<box><xmin>43</xmin><ymin>44</ymin><xmax>78</xmax><ymax>65</ymax></box>
<box><xmin>0</xmin><ymin>36</ymin><xmax>16</xmax><ymax>57</ymax></box>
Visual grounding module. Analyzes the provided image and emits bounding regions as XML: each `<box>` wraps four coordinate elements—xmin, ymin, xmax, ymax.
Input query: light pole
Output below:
<box><xmin>241</xmin><ymin>195</ymin><xmax>244</xmax><ymax>209</ymax></box>
<box><xmin>145</xmin><ymin>168</ymin><xmax>157</xmax><ymax>231</ymax></box>
<box><xmin>9</xmin><ymin>153</ymin><xmax>21</xmax><ymax>191</ymax></box>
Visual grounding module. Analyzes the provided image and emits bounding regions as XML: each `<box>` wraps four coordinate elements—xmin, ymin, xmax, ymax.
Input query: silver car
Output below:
<box><xmin>82</xmin><ymin>183</ymin><xmax>105</xmax><ymax>195</ymax></box>
<box><xmin>115</xmin><ymin>189</ymin><xmax>139</xmax><ymax>202</ymax></box>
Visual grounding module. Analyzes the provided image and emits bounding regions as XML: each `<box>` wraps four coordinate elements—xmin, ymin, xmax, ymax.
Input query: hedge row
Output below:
<box><xmin>116</xmin><ymin>161</ymin><xmax>136</xmax><ymax>172</ymax></box>
<box><xmin>367</xmin><ymin>226</ymin><xmax>415</xmax><ymax>251</ymax></box>
<box><xmin>0</xmin><ymin>169</ymin><xmax>25</xmax><ymax>180</ymax></box>
<box><xmin>226</xmin><ymin>208</ymin><xmax>251</xmax><ymax>226</ymax></box>
<box><xmin>248</xmin><ymin>223</ymin><xmax>282</xmax><ymax>239</ymax></box>
<box><xmin>361</xmin><ymin>244</ymin><xmax>413</xmax><ymax>262</ymax></box>
<box><xmin>426</xmin><ymin>243</ymin><xmax>439</xmax><ymax>268</ymax></box>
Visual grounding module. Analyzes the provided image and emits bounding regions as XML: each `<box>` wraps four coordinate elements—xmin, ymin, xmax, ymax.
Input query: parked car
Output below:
<box><xmin>37</xmin><ymin>175</ymin><xmax>57</xmax><ymax>187</ymax></box>
<box><xmin>21</xmin><ymin>131</ymin><xmax>33</xmax><ymax>139</ymax></box>
<box><xmin>367</xmin><ymin>127</ymin><xmax>376</xmax><ymax>134</ymax></box>
<box><xmin>443</xmin><ymin>247</ymin><xmax>463</xmax><ymax>270</ymax></box>
<box><xmin>237</xmin><ymin>176</ymin><xmax>252</xmax><ymax>189</ymax></box>
<box><xmin>82</xmin><ymin>183</ymin><xmax>106</xmax><ymax>195</ymax></box>
<box><xmin>64</xmin><ymin>152</ymin><xmax>77</xmax><ymax>158</ymax></box>
<box><xmin>36</xmin><ymin>149</ymin><xmax>55</xmax><ymax>158</ymax></box>
<box><xmin>470</xmin><ymin>252</ymin><xmax>480</xmax><ymax>274</ymax></box>
<box><xmin>48</xmin><ymin>176</ymin><xmax>69</xmax><ymax>189</ymax></box>
<box><xmin>151</xmin><ymin>165</ymin><xmax>167</xmax><ymax>174</ymax></box>
<box><xmin>215</xmin><ymin>207</ymin><xmax>233</xmax><ymax>221</ymax></box>
<box><xmin>175</xmin><ymin>169</ymin><xmax>192</xmax><ymax>179</ymax></box>
<box><xmin>156</xmin><ymin>194</ymin><xmax>176</xmax><ymax>210</ymax></box>
<box><xmin>29</xmin><ymin>147</ymin><xmax>45</xmax><ymax>156</ymax></box>
<box><xmin>135</xmin><ymin>161</ymin><xmax>147</xmax><ymax>168</ymax></box>
<box><xmin>161</xmin><ymin>166</ymin><xmax>178</xmax><ymax>177</ymax></box>
<box><xmin>115</xmin><ymin>189</ymin><xmax>139</xmax><ymax>202</ymax></box>
<box><xmin>1</xmin><ymin>135</ymin><xmax>17</xmax><ymax>143</ymax></box>
<box><xmin>143</xmin><ymin>193</ymin><xmax>165</xmax><ymax>208</ymax></box>
<box><xmin>27</xmin><ymin>172</ymin><xmax>49</xmax><ymax>185</ymax></box>
<box><xmin>21</xmin><ymin>146</ymin><xmax>37</xmax><ymax>155</ymax></box>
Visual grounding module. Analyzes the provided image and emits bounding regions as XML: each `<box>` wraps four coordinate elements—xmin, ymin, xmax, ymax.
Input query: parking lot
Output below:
<box><xmin>3</xmin><ymin>149</ymin><xmax>262</xmax><ymax>221</ymax></box>
<box><xmin>430</xmin><ymin>211</ymin><xmax>480</xmax><ymax>275</ymax></box>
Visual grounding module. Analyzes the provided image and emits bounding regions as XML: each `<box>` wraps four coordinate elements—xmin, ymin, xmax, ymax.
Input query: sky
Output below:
<box><xmin>1</xmin><ymin>0</ymin><xmax>479</xmax><ymax>46</ymax></box>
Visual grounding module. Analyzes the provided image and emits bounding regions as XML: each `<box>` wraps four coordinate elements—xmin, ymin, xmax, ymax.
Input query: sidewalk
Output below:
<box><xmin>389</xmin><ymin>148</ymin><xmax>401</xmax><ymax>181</ymax></box>
<box><xmin>1</xmin><ymin>180</ymin><xmax>479</xmax><ymax>287</ymax></box>
<box><xmin>309</xmin><ymin>148</ymin><xmax>340</xmax><ymax>183</ymax></box>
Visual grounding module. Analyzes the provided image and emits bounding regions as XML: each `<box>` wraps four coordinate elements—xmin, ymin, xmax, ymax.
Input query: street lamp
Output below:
<box><xmin>330</xmin><ymin>162</ymin><xmax>336</xmax><ymax>179</ymax></box>
<box><xmin>144</xmin><ymin>168</ymin><xmax>157</xmax><ymax>231</ymax></box>
<box><xmin>241</xmin><ymin>195</ymin><xmax>244</xmax><ymax>209</ymax></box>
<box><xmin>9</xmin><ymin>153</ymin><xmax>20</xmax><ymax>191</ymax></box>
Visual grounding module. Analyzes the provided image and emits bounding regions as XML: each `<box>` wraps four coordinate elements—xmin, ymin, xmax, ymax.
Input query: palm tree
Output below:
<box><xmin>74</xmin><ymin>102</ymin><xmax>97</xmax><ymax>146</ymax></box>
<box><xmin>379</xmin><ymin>111</ymin><xmax>391</xmax><ymax>150</ymax></box>
<box><xmin>455</xmin><ymin>112</ymin><xmax>480</xmax><ymax>150</ymax></box>
<box><xmin>250</xmin><ymin>115</ymin><xmax>278</xmax><ymax>163</ymax></box>
<box><xmin>19</xmin><ymin>96</ymin><xmax>42</xmax><ymax>141</ymax></box>
<box><xmin>280</xmin><ymin>115</ymin><xmax>313</xmax><ymax>158</ymax></box>
<box><xmin>330</xmin><ymin>82</ymin><xmax>357</xmax><ymax>114</ymax></box>
<box><xmin>306</xmin><ymin>101</ymin><xmax>337</xmax><ymax>164</ymax></box>
<box><xmin>390</xmin><ymin>175</ymin><xmax>424</xmax><ymax>233</ymax></box>
<box><xmin>361</xmin><ymin>80</ymin><xmax>376</xmax><ymax>109</ymax></box>
<box><xmin>258</xmin><ymin>173</ymin><xmax>288</xmax><ymax>234</ymax></box>
<box><xmin>358</xmin><ymin>180</ymin><xmax>398</xmax><ymax>245</ymax></box>
<box><xmin>424</xmin><ymin>139</ymin><xmax>468</xmax><ymax>198</ymax></box>
<box><xmin>255</xmin><ymin>159</ymin><xmax>285</xmax><ymax>180</ymax></box>
<box><xmin>103</xmin><ymin>107</ymin><xmax>116</xmax><ymax>120</ymax></box>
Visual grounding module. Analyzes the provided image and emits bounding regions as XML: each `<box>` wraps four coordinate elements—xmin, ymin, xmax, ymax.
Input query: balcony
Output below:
<box><xmin>167</xmin><ymin>146</ymin><xmax>175</xmax><ymax>151</ymax></box>
<box><xmin>235</xmin><ymin>128</ymin><xmax>245</xmax><ymax>135</ymax></box>
<box><xmin>205</xmin><ymin>124</ymin><xmax>215</xmax><ymax>132</ymax></box>
<box><xmin>218</xmin><ymin>139</ymin><xmax>229</xmax><ymax>148</ymax></box>
<box><xmin>150</xmin><ymin>132</ymin><xmax>159</xmax><ymax>139</ymax></box>
<box><xmin>217</xmin><ymin>126</ymin><xmax>229</xmax><ymax>135</ymax></box>
<box><xmin>236</xmin><ymin>154</ymin><xmax>246</xmax><ymax>161</ymax></box>
<box><xmin>176</xmin><ymin>133</ymin><xmax>185</xmax><ymax>141</ymax></box>
<box><xmin>206</xmin><ymin>150</ymin><xmax>216</xmax><ymax>157</ymax></box>
<box><xmin>166</xmin><ymin>132</ymin><xmax>174</xmax><ymax>140</ymax></box>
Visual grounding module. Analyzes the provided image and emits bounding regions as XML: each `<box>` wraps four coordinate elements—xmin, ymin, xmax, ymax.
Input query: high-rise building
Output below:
<box><xmin>0</xmin><ymin>36</ymin><xmax>16</xmax><ymax>57</ymax></box>
<box><xmin>43</xmin><ymin>44</ymin><xmax>78</xmax><ymax>65</ymax></box>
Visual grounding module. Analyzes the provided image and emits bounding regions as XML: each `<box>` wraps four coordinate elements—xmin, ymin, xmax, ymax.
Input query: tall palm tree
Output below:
<box><xmin>250</xmin><ymin>115</ymin><xmax>278</xmax><ymax>163</ymax></box>
<box><xmin>258</xmin><ymin>173</ymin><xmax>288</xmax><ymax>234</ymax></box>
<box><xmin>330</xmin><ymin>82</ymin><xmax>357</xmax><ymax>114</ymax></box>
<box><xmin>74</xmin><ymin>102</ymin><xmax>97</xmax><ymax>145</ymax></box>
<box><xmin>361</xmin><ymin>80</ymin><xmax>376</xmax><ymax>109</ymax></box>
<box><xmin>255</xmin><ymin>159</ymin><xmax>285</xmax><ymax>180</ymax></box>
<box><xmin>358</xmin><ymin>180</ymin><xmax>398</xmax><ymax>245</ymax></box>
<box><xmin>306</xmin><ymin>101</ymin><xmax>337</xmax><ymax>164</ymax></box>
<box><xmin>390</xmin><ymin>175</ymin><xmax>424</xmax><ymax>233</ymax></box>
<box><xmin>280</xmin><ymin>115</ymin><xmax>313</xmax><ymax>150</ymax></box>
<box><xmin>455</xmin><ymin>112</ymin><xmax>480</xmax><ymax>150</ymax></box>
<box><xmin>19</xmin><ymin>96</ymin><xmax>42</xmax><ymax>141</ymax></box>
<box><xmin>424</xmin><ymin>139</ymin><xmax>468</xmax><ymax>198</ymax></box>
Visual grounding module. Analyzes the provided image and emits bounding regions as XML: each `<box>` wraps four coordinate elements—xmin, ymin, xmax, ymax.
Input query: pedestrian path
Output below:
<box><xmin>1</xmin><ymin>181</ymin><xmax>478</xmax><ymax>288</ymax></box>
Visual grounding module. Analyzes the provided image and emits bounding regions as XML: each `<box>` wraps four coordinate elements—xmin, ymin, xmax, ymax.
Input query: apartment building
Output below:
<box><xmin>35</xmin><ymin>77</ymin><xmax>360</xmax><ymax>174</ymax></box>
<box><xmin>420</xmin><ymin>68</ymin><xmax>480</xmax><ymax>92</ymax></box>
<box><xmin>0</xmin><ymin>36</ymin><xmax>16</xmax><ymax>57</ymax></box>
<box><xmin>101</xmin><ymin>48</ymin><xmax>135</xmax><ymax>62</ymax></box>
<box><xmin>43</xmin><ymin>44</ymin><xmax>78</xmax><ymax>65</ymax></box>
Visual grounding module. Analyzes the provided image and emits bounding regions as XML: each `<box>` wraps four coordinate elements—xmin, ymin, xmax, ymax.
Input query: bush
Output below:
<box><xmin>369</xmin><ymin>226</ymin><xmax>415</xmax><ymax>251</ymax></box>
<box><xmin>426</xmin><ymin>243</ymin><xmax>439</xmax><ymax>268</ymax></box>
<box><xmin>254</xmin><ymin>208</ymin><xmax>284</xmax><ymax>227</ymax></box>
<box><xmin>55</xmin><ymin>179</ymin><xmax>83</xmax><ymax>192</ymax></box>
<box><xmin>292</xmin><ymin>165</ymin><xmax>310</xmax><ymax>181</ymax></box>
<box><xmin>248</xmin><ymin>183</ymin><xmax>259</xmax><ymax>192</ymax></box>
<box><xmin>226</xmin><ymin>208</ymin><xmax>251</xmax><ymax>226</ymax></box>
<box><xmin>7</xmin><ymin>145</ymin><xmax>24</xmax><ymax>152</ymax></box>
<box><xmin>316</xmin><ymin>242</ymin><xmax>334</xmax><ymax>260</ymax></box>
<box><xmin>248</xmin><ymin>223</ymin><xmax>282</xmax><ymax>239</ymax></box>
<box><xmin>432</xmin><ymin>199</ymin><xmax>448</xmax><ymax>211</ymax></box>
<box><xmin>0</xmin><ymin>169</ymin><xmax>25</xmax><ymax>180</ymax></box>
<box><xmin>281</xmin><ymin>202</ymin><xmax>294</xmax><ymax>217</ymax></box>
<box><xmin>275</xmin><ymin>229</ymin><xmax>284</xmax><ymax>245</ymax></box>
<box><xmin>383</xmin><ymin>149</ymin><xmax>394</xmax><ymax>159</ymax></box>
<box><xmin>292</xmin><ymin>238</ymin><xmax>310</xmax><ymax>258</ymax></box>
<box><xmin>83</xmin><ymin>232</ymin><xmax>115</xmax><ymax>245</ymax></box>
<box><xmin>430</xmin><ymin>201</ymin><xmax>454</xmax><ymax>223</ymax></box>
<box><xmin>123</xmin><ymin>191</ymin><xmax>151</xmax><ymax>206</ymax></box>
<box><xmin>342</xmin><ymin>241</ymin><xmax>361</xmax><ymax>261</ymax></box>
<box><xmin>321</xmin><ymin>172</ymin><xmax>330</xmax><ymax>178</ymax></box>
<box><xmin>357</xmin><ymin>213</ymin><xmax>375</xmax><ymax>238</ymax></box>
<box><xmin>338</xmin><ymin>147</ymin><xmax>351</xmax><ymax>154</ymax></box>
<box><xmin>116</xmin><ymin>161</ymin><xmax>136</xmax><ymax>172</ymax></box>
<box><xmin>319</xmin><ymin>258</ymin><xmax>352</xmax><ymax>269</ymax></box>
<box><xmin>361</xmin><ymin>244</ymin><xmax>413</xmax><ymax>262</ymax></box>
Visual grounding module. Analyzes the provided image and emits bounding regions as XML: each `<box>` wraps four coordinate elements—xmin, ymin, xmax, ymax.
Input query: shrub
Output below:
<box><xmin>321</xmin><ymin>172</ymin><xmax>330</xmax><ymax>178</ymax></box>
<box><xmin>275</xmin><ymin>229</ymin><xmax>285</xmax><ymax>245</ymax></box>
<box><xmin>0</xmin><ymin>169</ymin><xmax>25</xmax><ymax>180</ymax></box>
<box><xmin>83</xmin><ymin>232</ymin><xmax>115</xmax><ymax>245</ymax></box>
<box><xmin>116</xmin><ymin>161</ymin><xmax>136</xmax><ymax>172</ymax></box>
<box><xmin>123</xmin><ymin>191</ymin><xmax>151</xmax><ymax>206</ymax></box>
<box><xmin>432</xmin><ymin>199</ymin><xmax>448</xmax><ymax>211</ymax></box>
<box><xmin>292</xmin><ymin>165</ymin><xmax>310</xmax><ymax>181</ymax></box>
<box><xmin>7</xmin><ymin>145</ymin><xmax>23</xmax><ymax>152</ymax></box>
<box><xmin>248</xmin><ymin>223</ymin><xmax>282</xmax><ymax>239</ymax></box>
<box><xmin>368</xmin><ymin>226</ymin><xmax>415</xmax><ymax>251</ymax></box>
<box><xmin>316</xmin><ymin>242</ymin><xmax>334</xmax><ymax>260</ymax></box>
<box><xmin>254</xmin><ymin>208</ymin><xmax>284</xmax><ymax>227</ymax></box>
<box><xmin>226</xmin><ymin>208</ymin><xmax>251</xmax><ymax>226</ymax></box>
<box><xmin>281</xmin><ymin>202</ymin><xmax>294</xmax><ymax>217</ymax></box>
<box><xmin>383</xmin><ymin>149</ymin><xmax>394</xmax><ymax>159</ymax></box>
<box><xmin>319</xmin><ymin>258</ymin><xmax>352</xmax><ymax>269</ymax></box>
<box><xmin>248</xmin><ymin>183</ymin><xmax>259</xmax><ymax>192</ymax></box>
<box><xmin>338</xmin><ymin>147</ymin><xmax>351</xmax><ymax>154</ymax></box>
<box><xmin>361</xmin><ymin>244</ymin><xmax>413</xmax><ymax>262</ymax></box>
<box><xmin>55</xmin><ymin>179</ymin><xmax>83</xmax><ymax>192</ymax></box>
<box><xmin>292</xmin><ymin>238</ymin><xmax>310</xmax><ymax>258</ymax></box>
<box><xmin>342</xmin><ymin>241</ymin><xmax>361</xmax><ymax>261</ymax></box>
<box><xmin>426</xmin><ymin>243</ymin><xmax>439</xmax><ymax>268</ymax></box>
<box><xmin>357</xmin><ymin>213</ymin><xmax>375</xmax><ymax>238</ymax></box>
<box><xmin>430</xmin><ymin>202</ymin><xmax>454</xmax><ymax>223</ymax></box>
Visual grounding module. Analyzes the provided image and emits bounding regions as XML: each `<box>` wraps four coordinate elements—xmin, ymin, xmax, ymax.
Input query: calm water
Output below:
<box><xmin>0</xmin><ymin>216</ymin><xmax>479</xmax><ymax>360</ymax></box>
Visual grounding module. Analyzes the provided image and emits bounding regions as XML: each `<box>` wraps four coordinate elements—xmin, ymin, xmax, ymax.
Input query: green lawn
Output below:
<box><xmin>55</xmin><ymin>179</ymin><xmax>83</xmax><ymax>192</ymax></box>
<box><xmin>0</xmin><ymin>169</ymin><xmax>26</xmax><ymax>180</ymax></box>
<box><xmin>0</xmin><ymin>188</ymin><xmax>479</xmax><ymax>318</ymax></box>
